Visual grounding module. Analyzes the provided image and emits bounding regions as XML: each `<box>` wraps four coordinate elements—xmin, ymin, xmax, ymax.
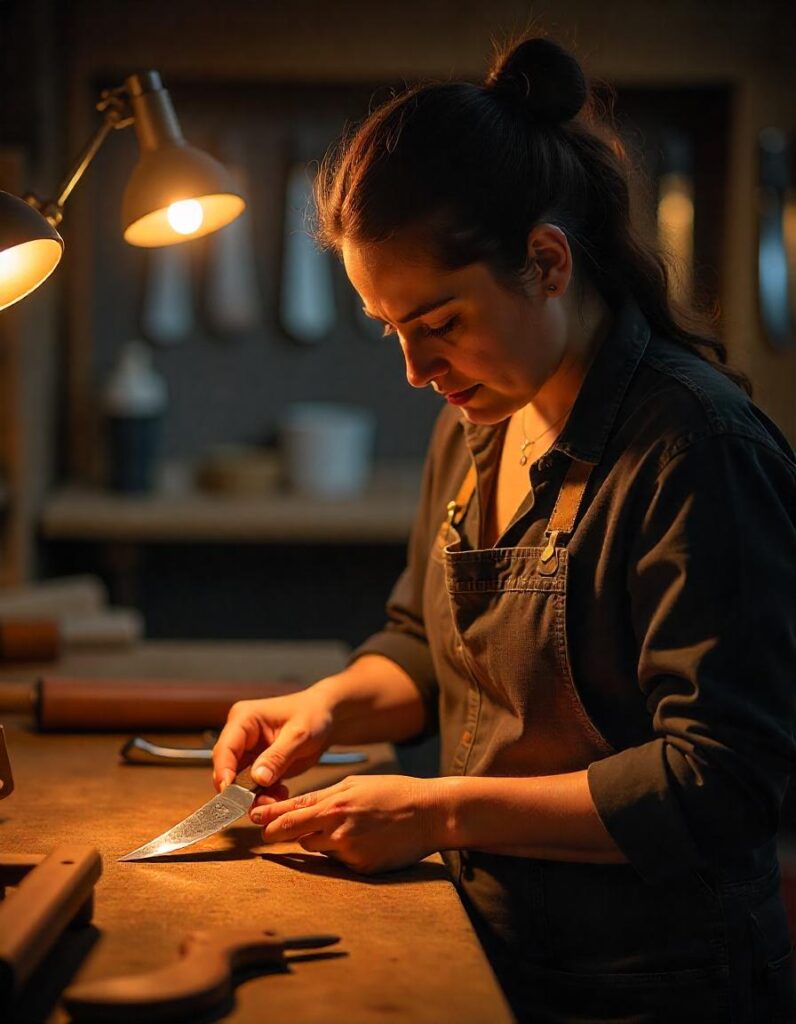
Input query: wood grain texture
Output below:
<box><xmin>0</xmin><ymin>640</ymin><xmax>511</xmax><ymax>1022</ymax></box>
<box><xmin>1</xmin><ymin>723</ymin><xmax>512</xmax><ymax>1023</ymax></box>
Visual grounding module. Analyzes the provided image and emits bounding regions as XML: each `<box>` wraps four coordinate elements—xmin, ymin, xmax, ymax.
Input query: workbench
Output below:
<box><xmin>0</xmin><ymin>642</ymin><xmax>514</xmax><ymax>1023</ymax></box>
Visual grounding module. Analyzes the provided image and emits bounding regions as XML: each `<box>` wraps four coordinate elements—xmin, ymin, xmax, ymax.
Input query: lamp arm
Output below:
<box><xmin>24</xmin><ymin>87</ymin><xmax>134</xmax><ymax>228</ymax></box>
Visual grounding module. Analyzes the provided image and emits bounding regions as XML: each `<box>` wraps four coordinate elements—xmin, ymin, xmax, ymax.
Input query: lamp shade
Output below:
<box><xmin>120</xmin><ymin>72</ymin><xmax>245</xmax><ymax>247</ymax></box>
<box><xmin>121</xmin><ymin>144</ymin><xmax>245</xmax><ymax>247</ymax></box>
<box><xmin>0</xmin><ymin>191</ymin><xmax>64</xmax><ymax>310</ymax></box>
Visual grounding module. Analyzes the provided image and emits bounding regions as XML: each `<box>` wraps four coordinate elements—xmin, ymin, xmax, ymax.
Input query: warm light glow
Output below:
<box><xmin>0</xmin><ymin>238</ymin><xmax>63</xmax><ymax>311</ymax></box>
<box><xmin>167</xmin><ymin>199</ymin><xmax>204</xmax><ymax>235</ymax></box>
<box><xmin>657</xmin><ymin>172</ymin><xmax>694</xmax><ymax>306</ymax></box>
<box><xmin>124</xmin><ymin>194</ymin><xmax>245</xmax><ymax>247</ymax></box>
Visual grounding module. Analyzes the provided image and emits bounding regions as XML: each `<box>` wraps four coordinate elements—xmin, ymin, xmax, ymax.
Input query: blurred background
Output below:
<box><xmin>0</xmin><ymin>0</ymin><xmax>794</xmax><ymax>648</ymax></box>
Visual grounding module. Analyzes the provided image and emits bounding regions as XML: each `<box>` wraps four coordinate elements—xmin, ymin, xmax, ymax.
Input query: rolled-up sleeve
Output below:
<box><xmin>588</xmin><ymin>433</ymin><xmax>796</xmax><ymax>883</ymax></box>
<box><xmin>348</xmin><ymin>424</ymin><xmax>443</xmax><ymax>737</ymax></box>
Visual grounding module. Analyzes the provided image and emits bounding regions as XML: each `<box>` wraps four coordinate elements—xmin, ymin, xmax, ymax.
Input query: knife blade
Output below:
<box><xmin>118</xmin><ymin>766</ymin><xmax>258</xmax><ymax>862</ymax></box>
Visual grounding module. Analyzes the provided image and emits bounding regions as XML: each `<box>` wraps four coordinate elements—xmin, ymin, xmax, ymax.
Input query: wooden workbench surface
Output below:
<box><xmin>0</xmin><ymin>642</ymin><xmax>513</xmax><ymax>1023</ymax></box>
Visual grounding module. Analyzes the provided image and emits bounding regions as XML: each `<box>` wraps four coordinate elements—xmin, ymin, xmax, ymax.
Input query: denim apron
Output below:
<box><xmin>425</xmin><ymin>457</ymin><xmax>795</xmax><ymax>1023</ymax></box>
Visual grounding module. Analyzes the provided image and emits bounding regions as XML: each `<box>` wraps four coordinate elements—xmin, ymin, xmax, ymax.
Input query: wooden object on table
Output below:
<box><xmin>0</xmin><ymin>610</ymin><xmax>144</xmax><ymax>664</ymax></box>
<box><xmin>1</xmin><ymin>717</ymin><xmax>512</xmax><ymax>1024</ymax></box>
<box><xmin>0</xmin><ymin>675</ymin><xmax>308</xmax><ymax>731</ymax></box>
<box><xmin>63</xmin><ymin>929</ymin><xmax>340</xmax><ymax>1021</ymax></box>
<box><xmin>0</xmin><ymin>845</ymin><xmax>102</xmax><ymax>1005</ymax></box>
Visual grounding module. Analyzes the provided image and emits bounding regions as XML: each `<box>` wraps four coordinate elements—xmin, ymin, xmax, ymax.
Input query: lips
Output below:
<box><xmin>443</xmin><ymin>384</ymin><xmax>480</xmax><ymax>406</ymax></box>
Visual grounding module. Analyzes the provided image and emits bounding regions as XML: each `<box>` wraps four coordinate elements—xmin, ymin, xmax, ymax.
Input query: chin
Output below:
<box><xmin>458</xmin><ymin>403</ymin><xmax>512</xmax><ymax>427</ymax></box>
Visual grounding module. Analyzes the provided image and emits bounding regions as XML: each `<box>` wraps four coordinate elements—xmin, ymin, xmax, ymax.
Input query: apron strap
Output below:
<box><xmin>445</xmin><ymin>463</ymin><xmax>477</xmax><ymax>531</ymax></box>
<box><xmin>441</xmin><ymin>456</ymin><xmax>592</xmax><ymax>563</ymax></box>
<box><xmin>540</xmin><ymin>458</ymin><xmax>594</xmax><ymax>564</ymax></box>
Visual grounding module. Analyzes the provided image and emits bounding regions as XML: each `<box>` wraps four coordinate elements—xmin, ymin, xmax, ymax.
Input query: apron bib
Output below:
<box><xmin>422</xmin><ymin>457</ymin><xmax>788</xmax><ymax>1022</ymax></box>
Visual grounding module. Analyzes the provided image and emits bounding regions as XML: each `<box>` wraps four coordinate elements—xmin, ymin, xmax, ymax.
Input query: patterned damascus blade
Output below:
<box><xmin>119</xmin><ymin>778</ymin><xmax>256</xmax><ymax>861</ymax></box>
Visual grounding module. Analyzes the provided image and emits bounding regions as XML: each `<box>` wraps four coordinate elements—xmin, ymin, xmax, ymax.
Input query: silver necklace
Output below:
<box><xmin>518</xmin><ymin>401</ymin><xmax>575</xmax><ymax>466</ymax></box>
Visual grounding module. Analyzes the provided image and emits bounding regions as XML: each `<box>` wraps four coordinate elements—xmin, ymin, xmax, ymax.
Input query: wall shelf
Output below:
<box><xmin>41</xmin><ymin>461</ymin><xmax>423</xmax><ymax>545</ymax></box>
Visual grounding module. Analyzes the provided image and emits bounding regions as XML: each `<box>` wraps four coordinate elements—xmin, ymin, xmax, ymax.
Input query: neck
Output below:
<box><xmin>523</xmin><ymin>286</ymin><xmax>612</xmax><ymax>430</ymax></box>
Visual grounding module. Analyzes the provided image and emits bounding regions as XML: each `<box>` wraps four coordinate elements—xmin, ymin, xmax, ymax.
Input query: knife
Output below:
<box><xmin>120</xmin><ymin>735</ymin><xmax>368</xmax><ymax>767</ymax></box>
<box><xmin>119</xmin><ymin>765</ymin><xmax>261</xmax><ymax>862</ymax></box>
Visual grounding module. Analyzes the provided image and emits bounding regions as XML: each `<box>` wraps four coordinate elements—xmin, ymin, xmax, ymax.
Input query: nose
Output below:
<box><xmin>399</xmin><ymin>333</ymin><xmax>448</xmax><ymax>390</ymax></box>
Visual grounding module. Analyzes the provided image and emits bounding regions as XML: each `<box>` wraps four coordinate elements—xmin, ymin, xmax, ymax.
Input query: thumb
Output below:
<box><xmin>250</xmin><ymin>728</ymin><xmax>308</xmax><ymax>787</ymax></box>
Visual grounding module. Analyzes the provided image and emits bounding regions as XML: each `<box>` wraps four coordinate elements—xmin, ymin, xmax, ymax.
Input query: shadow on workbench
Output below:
<box><xmin>5</xmin><ymin>924</ymin><xmax>99</xmax><ymax>1024</ymax></box>
<box><xmin>260</xmin><ymin>851</ymin><xmax>450</xmax><ymax>884</ymax></box>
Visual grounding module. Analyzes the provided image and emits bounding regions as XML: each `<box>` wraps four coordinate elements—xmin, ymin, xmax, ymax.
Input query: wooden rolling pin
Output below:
<box><xmin>0</xmin><ymin>676</ymin><xmax>305</xmax><ymax>731</ymax></box>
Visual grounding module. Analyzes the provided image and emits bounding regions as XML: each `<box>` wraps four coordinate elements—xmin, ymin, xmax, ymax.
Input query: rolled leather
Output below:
<box><xmin>0</xmin><ymin>676</ymin><xmax>303</xmax><ymax>731</ymax></box>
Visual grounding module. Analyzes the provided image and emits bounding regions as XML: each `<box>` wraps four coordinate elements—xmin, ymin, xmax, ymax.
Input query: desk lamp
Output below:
<box><xmin>0</xmin><ymin>70</ymin><xmax>245</xmax><ymax>311</ymax></box>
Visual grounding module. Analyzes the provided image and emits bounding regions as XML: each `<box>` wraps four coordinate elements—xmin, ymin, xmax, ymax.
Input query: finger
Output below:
<box><xmin>212</xmin><ymin>717</ymin><xmax>260</xmax><ymax>791</ymax></box>
<box><xmin>251</xmin><ymin>784</ymin><xmax>290</xmax><ymax>807</ymax></box>
<box><xmin>254</xmin><ymin>800</ymin><xmax>334</xmax><ymax>842</ymax></box>
<box><xmin>249</xmin><ymin>725</ymin><xmax>316</xmax><ymax>787</ymax></box>
<box><xmin>298</xmin><ymin>832</ymin><xmax>336</xmax><ymax>854</ymax></box>
<box><xmin>250</xmin><ymin>788</ymin><xmax>319</xmax><ymax>825</ymax></box>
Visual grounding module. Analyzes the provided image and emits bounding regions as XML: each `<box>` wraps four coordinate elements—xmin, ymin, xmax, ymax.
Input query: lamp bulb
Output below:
<box><xmin>167</xmin><ymin>199</ymin><xmax>204</xmax><ymax>236</ymax></box>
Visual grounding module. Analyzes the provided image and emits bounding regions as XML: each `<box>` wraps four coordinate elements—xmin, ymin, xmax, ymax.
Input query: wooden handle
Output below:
<box><xmin>37</xmin><ymin>675</ymin><xmax>305</xmax><ymax>731</ymax></box>
<box><xmin>63</xmin><ymin>929</ymin><xmax>340</xmax><ymax>1021</ymax></box>
<box><xmin>0</xmin><ymin>681</ymin><xmax>37</xmax><ymax>715</ymax></box>
<box><xmin>0</xmin><ymin>620</ymin><xmax>60</xmax><ymax>662</ymax></box>
<box><xmin>0</xmin><ymin>844</ymin><xmax>102</xmax><ymax>1000</ymax></box>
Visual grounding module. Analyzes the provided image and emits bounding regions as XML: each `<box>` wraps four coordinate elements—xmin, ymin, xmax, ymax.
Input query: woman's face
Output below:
<box><xmin>342</xmin><ymin>234</ymin><xmax>570</xmax><ymax>425</ymax></box>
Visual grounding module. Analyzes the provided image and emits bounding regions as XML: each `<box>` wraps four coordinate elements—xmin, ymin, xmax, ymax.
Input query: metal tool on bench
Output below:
<box><xmin>120</xmin><ymin>734</ymin><xmax>368</xmax><ymax>767</ymax></box>
<box><xmin>63</xmin><ymin>927</ymin><xmax>343</xmax><ymax>1022</ymax></box>
<box><xmin>0</xmin><ymin>726</ymin><xmax>102</xmax><ymax>1006</ymax></box>
<box><xmin>119</xmin><ymin>762</ymin><xmax>267</xmax><ymax>861</ymax></box>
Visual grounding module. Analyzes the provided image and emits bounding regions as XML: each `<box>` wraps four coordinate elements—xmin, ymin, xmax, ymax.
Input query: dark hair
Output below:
<box><xmin>314</xmin><ymin>36</ymin><xmax>751</xmax><ymax>394</ymax></box>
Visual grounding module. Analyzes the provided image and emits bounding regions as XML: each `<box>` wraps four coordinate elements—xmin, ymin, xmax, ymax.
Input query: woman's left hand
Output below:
<box><xmin>250</xmin><ymin>774</ymin><xmax>442</xmax><ymax>874</ymax></box>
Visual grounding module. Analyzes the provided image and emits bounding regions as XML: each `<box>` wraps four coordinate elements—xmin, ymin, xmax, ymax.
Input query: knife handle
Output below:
<box><xmin>62</xmin><ymin>929</ymin><xmax>340</xmax><ymax>1021</ymax></box>
<box><xmin>233</xmin><ymin>765</ymin><xmax>255</xmax><ymax>790</ymax></box>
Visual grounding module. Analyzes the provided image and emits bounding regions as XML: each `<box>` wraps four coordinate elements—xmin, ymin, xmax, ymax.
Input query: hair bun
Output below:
<box><xmin>485</xmin><ymin>38</ymin><xmax>587</xmax><ymax>124</ymax></box>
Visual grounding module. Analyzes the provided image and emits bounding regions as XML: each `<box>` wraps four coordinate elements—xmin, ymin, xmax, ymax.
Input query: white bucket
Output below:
<box><xmin>280</xmin><ymin>403</ymin><xmax>375</xmax><ymax>498</ymax></box>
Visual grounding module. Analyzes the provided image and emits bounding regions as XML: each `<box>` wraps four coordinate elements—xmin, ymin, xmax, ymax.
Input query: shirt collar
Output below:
<box><xmin>461</xmin><ymin>296</ymin><xmax>651</xmax><ymax>466</ymax></box>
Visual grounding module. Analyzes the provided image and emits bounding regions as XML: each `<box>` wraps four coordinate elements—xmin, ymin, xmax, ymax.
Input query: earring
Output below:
<box><xmin>546</xmin><ymin>284</ymin><xmax>557</xmax><ymax>293</ymax></box>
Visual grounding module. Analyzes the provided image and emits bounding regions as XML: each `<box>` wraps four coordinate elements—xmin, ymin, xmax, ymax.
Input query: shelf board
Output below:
<box><xmin>42</xmin><ymin>461</ymin><xmax>423</xmax><ymax>544</ymax></box>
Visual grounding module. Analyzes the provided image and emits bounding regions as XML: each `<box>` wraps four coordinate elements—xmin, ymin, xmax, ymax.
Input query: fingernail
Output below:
<box><xmin>250</xmin><ymin>810</ymin><xmax>263</xmax><ymax>824</ymax></box>
<box><xmin>254</xmin><ymin>766</ymin><xmax>273</xmax><ymax>785</ymax></box>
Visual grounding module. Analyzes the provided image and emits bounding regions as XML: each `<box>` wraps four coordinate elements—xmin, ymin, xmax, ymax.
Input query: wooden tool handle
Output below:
<box><xmin>37</xmin><ymin>676</ymin><xmax>304</xmax><ymax>731</ymax></box>
<box><xmin>0</xmin><ymin>620</ymin><xmax>60</xmax><ymax>662</ymax></box>
<box><xmin>0</xmin><ymin>844</ymin><xmax>102</xmax><ymax>1001</ymax></box>
<box><xmin>0</xmin><ymin>680</ymin><xmax>38</xmax><ymax>715</ymax></box>
<box><xmin>63</xmin><ymin>929</ymin><xmax>340</xmax><ymax>1022</ymax></box>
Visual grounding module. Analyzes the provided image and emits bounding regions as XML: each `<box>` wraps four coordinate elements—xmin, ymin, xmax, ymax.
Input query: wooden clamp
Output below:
<box><xmin>63</xmin><ymin>928</ymin><xmax>342</xmax><ymax>1022</ymax></box>
<box><xmin>0</xmin><ymin>844</ymin><xmax>102</xmax><ymax>1005</ymax></box>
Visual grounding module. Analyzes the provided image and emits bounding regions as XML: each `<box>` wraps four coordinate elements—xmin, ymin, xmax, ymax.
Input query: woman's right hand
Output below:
<box><xmin>212</xmin><ymin>685</ymin><xmax>336</xmax><ymax>793</ymax></box>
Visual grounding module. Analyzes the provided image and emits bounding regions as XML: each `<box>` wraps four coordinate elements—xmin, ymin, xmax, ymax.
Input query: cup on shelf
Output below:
<box><xmin>280</xmin><ymin>403</ymin><xmax>375</xmax><ymax>499</ymax></box>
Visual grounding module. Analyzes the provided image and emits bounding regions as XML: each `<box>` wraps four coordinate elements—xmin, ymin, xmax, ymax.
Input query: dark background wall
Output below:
<box><xmin>0</xmin><ymin>0</ymin><xmax>794</xmax><ymax>636</ymax></box>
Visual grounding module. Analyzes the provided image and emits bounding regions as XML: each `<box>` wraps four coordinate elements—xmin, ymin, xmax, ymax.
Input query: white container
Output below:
<box><xmin>281</xmin><ymin>403</ymin><xmax>375</xmax><ymax>499</ymax></box>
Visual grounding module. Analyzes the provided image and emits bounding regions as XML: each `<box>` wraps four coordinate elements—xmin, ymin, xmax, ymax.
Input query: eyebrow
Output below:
<box><xmin>362</xmin><ymin>296</ymin><xmax>456</xmax><ymax>325</ymax></box>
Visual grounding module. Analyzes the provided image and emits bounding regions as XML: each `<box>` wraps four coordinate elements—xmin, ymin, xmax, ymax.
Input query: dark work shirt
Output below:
<box><xmin>354</xmin><ymin>299</ymin><xmax>796</xmax><ymax>885</ymax></box>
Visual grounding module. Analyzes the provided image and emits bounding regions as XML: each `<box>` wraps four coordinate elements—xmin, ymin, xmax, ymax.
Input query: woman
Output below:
<box><xmin>213</xmin><ymin>37</ymin><xmax>796</xmax><ymax>1022</ymax></box>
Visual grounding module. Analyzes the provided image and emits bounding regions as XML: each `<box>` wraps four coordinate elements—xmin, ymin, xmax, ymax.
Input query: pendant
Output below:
<box><xmin>519</xmin><ymin>440</ymin><xmax>530</xmax><ymax>466</ymax></box>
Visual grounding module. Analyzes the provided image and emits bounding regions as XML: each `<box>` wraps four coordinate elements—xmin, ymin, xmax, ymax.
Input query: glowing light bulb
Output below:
<box><xmin>0</xmin><ymin>247</ymin><xmax>19</xmax><ymax>275</ymax></box>
<box><xmin>167</xmin><ymin>199</ymin><xmax>204</xmax><ymax>236</ymax></box>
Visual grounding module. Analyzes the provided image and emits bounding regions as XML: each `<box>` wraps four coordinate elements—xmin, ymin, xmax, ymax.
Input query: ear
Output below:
<box><xmin>526</xmin><ymin>223</ymin><xmax>573</xmax><ymax>297</ymax></box>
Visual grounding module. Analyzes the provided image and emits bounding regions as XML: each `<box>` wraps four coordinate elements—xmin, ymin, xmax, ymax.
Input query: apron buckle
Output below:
<box><xmin>539</xmin><ymin>529</ymin><xmax>560</xmax><ymax>575</ymax></box>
